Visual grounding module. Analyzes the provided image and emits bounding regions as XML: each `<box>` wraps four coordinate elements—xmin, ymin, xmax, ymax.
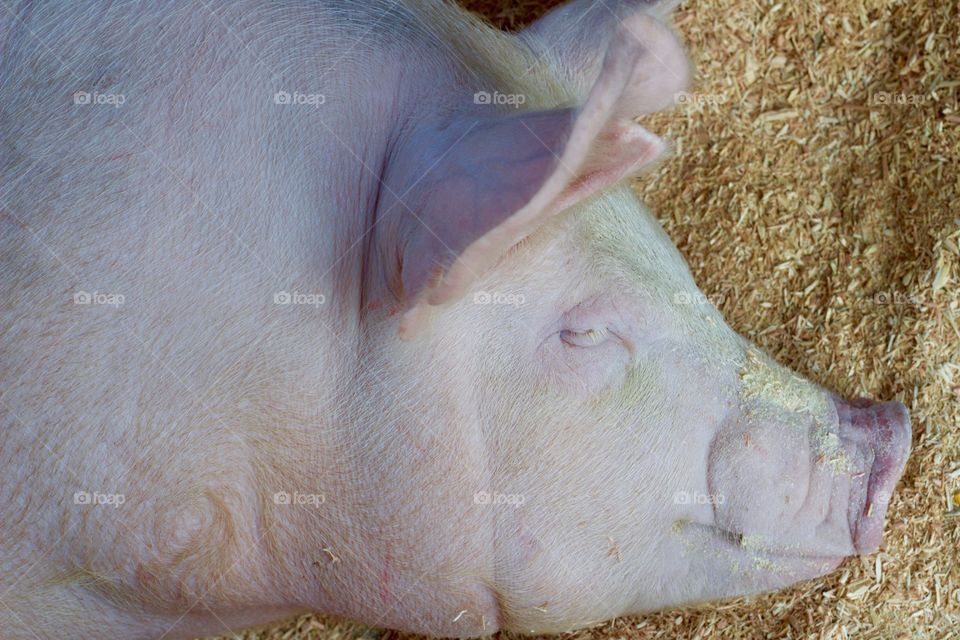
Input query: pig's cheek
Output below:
<box><xmin>537</xmin><ymin>335</ymin><xmax>631</xmax><ymax>397</ymax></box>
<box><xmin>708</xmin><ymin>422</ymin><xmax>836</xmax><ymax>546</ymax></box>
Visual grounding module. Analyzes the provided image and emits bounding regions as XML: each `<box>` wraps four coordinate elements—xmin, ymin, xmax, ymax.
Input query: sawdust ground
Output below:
<box><xmin>208</xmin><ymin>0</ymin><xmax>959</xmax><ymax>638</ymax></box>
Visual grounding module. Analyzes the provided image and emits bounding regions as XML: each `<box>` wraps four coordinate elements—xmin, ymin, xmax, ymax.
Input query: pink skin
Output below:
<box><xmin>699</xmin><ymin>396</ymin><xmax>911</xmax><ymax>592</ymax></box>
<box><xmin>0</xmin><ymin>0</ymin><xmax>913</xmax><ymax>638</ymax></box>
<box><xmin>835</xmin><ymin>398</ymin><xmax>912</xmax><ymax>553</ymax></box>
<box><xmin>497</xmin><ymin>284</ymin><xmax>912</xmax><ymax>609</ymax></box>
<box><xmin>707</xmin><ymin>395</ymin><xmax>911</xmax><ymax>558</ymax></box>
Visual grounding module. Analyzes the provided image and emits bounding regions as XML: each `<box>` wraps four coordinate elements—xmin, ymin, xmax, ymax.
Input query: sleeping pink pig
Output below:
<box><xmin>0</xmin><ymin>0</ymin><xmax>911</xmax><ymax>638</ymax></box>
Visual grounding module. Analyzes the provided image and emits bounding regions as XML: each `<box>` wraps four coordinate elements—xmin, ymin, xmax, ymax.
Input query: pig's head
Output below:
<box><xmin>361</xmin><ymin>7</ymin><xmax>911</xmax><ymax>631</ymax></box>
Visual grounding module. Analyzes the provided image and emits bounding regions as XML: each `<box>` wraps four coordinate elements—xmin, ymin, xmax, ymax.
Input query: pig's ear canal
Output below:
<box><xmin>384</xmin><ymin>14</ymin><xmax>689</xmax><ymax>339</ymax></box>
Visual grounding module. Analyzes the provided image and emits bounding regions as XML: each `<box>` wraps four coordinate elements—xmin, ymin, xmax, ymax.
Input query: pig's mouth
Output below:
<box><xmin>837</xmin><ymin>397</ymin><xmax>912</xmax><ymax>555</ymax></box>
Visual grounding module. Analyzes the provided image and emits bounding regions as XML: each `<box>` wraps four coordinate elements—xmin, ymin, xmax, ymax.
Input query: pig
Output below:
<box><xmin>0</xmin><ymin>0</ymin><xmax>911</xmax><ymax>638</ymax></box>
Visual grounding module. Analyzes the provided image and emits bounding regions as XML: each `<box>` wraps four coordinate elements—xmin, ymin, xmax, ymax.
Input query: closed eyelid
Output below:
<box><xmin>560</xmin><ymin>327</ymin><xmax>610</xmax><ymax>346</ymax></box>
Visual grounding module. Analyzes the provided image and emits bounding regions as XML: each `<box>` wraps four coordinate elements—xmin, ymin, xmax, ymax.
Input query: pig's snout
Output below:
<box><xmin>706</xmin><ymin>376</ymin><xmax>912</xmax><ymax>575</ymax></box>
<box><xmin>834</xmin><ymin>397</ymin><xmax>912</xmax><ymax>554</ymax></box>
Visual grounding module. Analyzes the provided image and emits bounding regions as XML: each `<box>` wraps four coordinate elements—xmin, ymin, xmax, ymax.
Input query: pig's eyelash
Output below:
<box><xmin>559</xmin><ymin>327</ymin><xmax>610</xmax><ymax>347</ymax></box>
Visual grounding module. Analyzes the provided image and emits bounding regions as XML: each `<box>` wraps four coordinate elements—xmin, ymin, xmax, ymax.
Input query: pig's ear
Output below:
<box><xmin>392</xmin><ymin>14</ymin><xmax>689</xmax><ymax>338</ymax></box>
<box><xmin>523</xmin><ymin>0</ymin><xmax>686</xmax><ymax>101</ymax></box>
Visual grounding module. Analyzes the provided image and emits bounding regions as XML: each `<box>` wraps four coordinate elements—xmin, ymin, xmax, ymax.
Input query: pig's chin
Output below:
<box><xmin>836</xmin><ymin>397</ymin><xmax>912</xmax><ymax>554</ymax></box>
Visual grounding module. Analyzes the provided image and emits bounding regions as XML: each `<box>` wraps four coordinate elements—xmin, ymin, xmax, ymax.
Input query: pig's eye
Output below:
<box><xmin>546</xmin><ymin>325</ymin><xmax>630</xmax><ymax>394</ymax></box>
<box><xmin>560</xmin><ymin>327</ymin><xmax>611</xmax><ymax>347</ymax></box>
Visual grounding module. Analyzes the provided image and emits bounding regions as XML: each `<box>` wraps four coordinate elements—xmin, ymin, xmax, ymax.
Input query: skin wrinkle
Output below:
<box><xmin>790</xmin><ymin>448</ymin><xmax>816</xmax><ymax>527</ymax></box>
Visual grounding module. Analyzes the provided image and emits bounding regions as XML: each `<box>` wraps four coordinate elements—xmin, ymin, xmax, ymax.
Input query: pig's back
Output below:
<box><xmin>0</xmin><ymin>0</ymin><xmax>408</xmax><ymax>431</ymax></box>
<box><xmin>0</xmin><ymin>2</ymin><xmax>518</xmax><ymax>635</ymax></box>
<box><xmin>0</xmin><ymin>0</ymin><xmax>409</xmax><ymax>623</ymax></box>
